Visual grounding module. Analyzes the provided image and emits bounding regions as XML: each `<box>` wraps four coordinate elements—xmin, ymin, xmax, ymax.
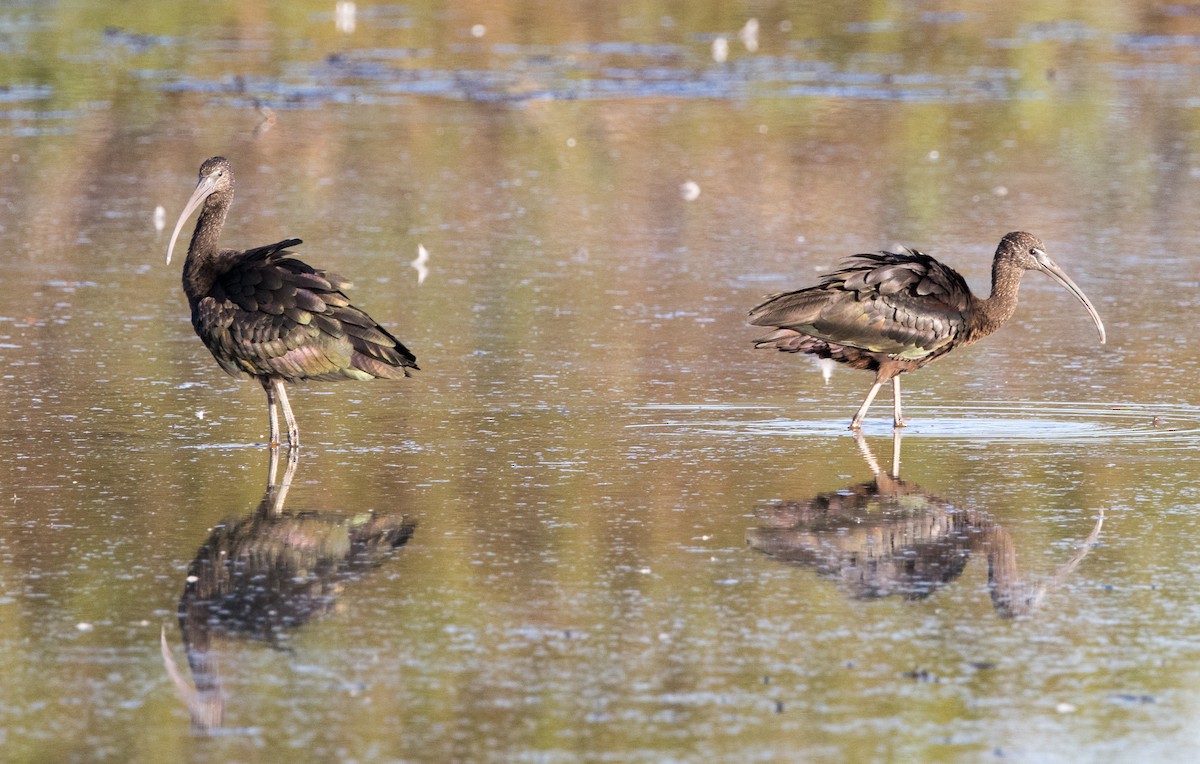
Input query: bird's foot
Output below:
<box><xmin>848</xmin><ymin>422</ymin><xmax>863</xmax><ymax>431</ymax></box>
<box><xmin>893</xmin><ymin>420</ymin><xmax>907</xmax><ymax>429</ymax></box>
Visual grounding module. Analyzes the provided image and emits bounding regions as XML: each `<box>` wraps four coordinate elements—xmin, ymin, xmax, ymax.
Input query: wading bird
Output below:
<box><xmin>749</xmin><ymin>232</ymin><xmax>1105</xmax><ymax>429</ymax></box>
<box><xmin>166</xmin><ymin>157</ymin><xmax>418</xmax><ymax>448</ymax></box>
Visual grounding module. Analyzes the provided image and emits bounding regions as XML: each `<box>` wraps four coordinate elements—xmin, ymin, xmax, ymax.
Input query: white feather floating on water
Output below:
<box><xmin>335</xmin><ymin>2</ymin><xmax>356</xmax><ymax>34</ymax></box>
<box><xmin>739</xmin><ymin>19</ymin><xmax>760</xmax><ymax>52</ymax></box>
<box><xmin>711</xmin><ymin>37</ymin><xmax>729</xmax><ymax>63</ymax></box>
<box><xmin>411</xmin><ymin>243</ymin><xmax>429</xmax><ymax>285</ymax></box>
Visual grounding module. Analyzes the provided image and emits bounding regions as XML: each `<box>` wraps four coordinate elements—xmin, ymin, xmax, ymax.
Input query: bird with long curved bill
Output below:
<box><xmin>166</xmin><ymin>157</ymin><xmax>418</xmax><ymax>448</ymax></box>
<box><xmin>749</xmin><ymin>232</ymin><xmax>1105</xmax><ymax>430</ymax></box>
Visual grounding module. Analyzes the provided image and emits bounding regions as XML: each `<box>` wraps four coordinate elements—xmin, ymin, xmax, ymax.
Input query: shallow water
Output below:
<box><xmin>4</xmin><ymin>1</ymin><xmax>1200</xmax><ymax>761</ymax></box>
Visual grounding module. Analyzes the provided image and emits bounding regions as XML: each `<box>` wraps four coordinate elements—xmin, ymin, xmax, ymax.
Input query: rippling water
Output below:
<box><xmin>637</xmin><ymin>401</ymin><xmax>1200</xmax><ymax>443</ymax></box>
<box><xmin>3</xmin><ymin>1</ymin><xmax>1200</xmax><ymax>762</ymax></box>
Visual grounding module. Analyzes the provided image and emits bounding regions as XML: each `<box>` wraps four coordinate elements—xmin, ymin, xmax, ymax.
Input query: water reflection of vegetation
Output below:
<box><xmin>746</xmin><ymin>432</ymin><xmax>1103</xmax><ymax>617</ymax></box>
<box><xmin>162</xmin><ymin>449</ymin><xmax>416</xmax><ymax>730</ymax></box>
<box><xmin>0</xmin><ymin>2</ymin><xmax>1190</xmax><ymax>757</ymax></box>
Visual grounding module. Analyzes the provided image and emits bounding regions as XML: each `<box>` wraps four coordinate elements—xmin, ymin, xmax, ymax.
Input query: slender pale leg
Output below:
<box><xmin>271</xmin><ymin>378</ymin><xmax>301</xmax><ymax>448</ymax></box>
<box><xmin>890</xmin><ymin>428</ymin><xmax>902</xmax><ymax>478</ymax></box>
<box><xmin>263</xmin><ymin>379</ymin><xmax>281</xmax><ymax>447</ymax></box>
<box><xmin>892</xmin><ymin>376</ymin><xmax>905</xmax><ymax>428</ymax></box>
<box><xmin>849</xmin><ymin>381</ymin><xmax>884</xmax><ymax>430</ymax></box>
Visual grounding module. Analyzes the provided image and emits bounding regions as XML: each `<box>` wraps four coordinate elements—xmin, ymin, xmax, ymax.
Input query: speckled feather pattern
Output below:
<box><xmin>191</xmin><ymin>240</ymin><xmax>417</xmax><ymax>384</ymax></box>
<box><xmin>749</xmin><ymin>248</ymin><xmax>973</xmax><ymax>372</ymax></box>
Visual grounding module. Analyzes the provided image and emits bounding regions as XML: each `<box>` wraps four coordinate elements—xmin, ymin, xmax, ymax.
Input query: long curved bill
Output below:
<box><xmin>1033</xmin><ymin>250</ymin><xmax>1107</xmax><ymax>344</ymax></box>
<box><xmin>165</xmin><ymin>173</ymin><xmax>220</xmax><ymax>264</ymax></box>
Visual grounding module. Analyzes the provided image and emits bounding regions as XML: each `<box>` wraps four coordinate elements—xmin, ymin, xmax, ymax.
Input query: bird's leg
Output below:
<box><xmin>262</xmin><ymin>379</ymin><xmax>281</xmax><ymax>447</ymax></box>
<box><xmin>271</xmin><ymin>378</ymin><xmax>301</xmax><ymax>448</ymax></box>
<box><xmin>892</xmin><ymin>376</ymin><xmax>906</xmax><ymax>428</ymax></box>
<box><xmin>849</xmin><ymin>381</ymin><xmax>885</xmax><ymax>430</ymax></box>
<box><xmin>266</xmin><ymin>442</ymin><xmax>280</xmax><ymax>486</ymax></box>
<box><xmin>890</xmin><ymin>428</ymin><xmax>902</xmax><ymax>478</ymax></box>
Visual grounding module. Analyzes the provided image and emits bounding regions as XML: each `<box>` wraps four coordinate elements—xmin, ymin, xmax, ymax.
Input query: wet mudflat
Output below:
<box><xmin>3</xmin><ymin>1</ymin><xmax>1200</xmax><ymax>761</ymax></box>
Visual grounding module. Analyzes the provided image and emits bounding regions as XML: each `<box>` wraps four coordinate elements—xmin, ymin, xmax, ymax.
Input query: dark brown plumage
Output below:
<box><xmin>749</xmin><ymin>232</ymin><xmax>1105</xmax><ymax>429</ymax></box>
<box><xmin>166</xmin><ymin>156</ymin><xmax>418</xmax><ymax>447</ymax></box>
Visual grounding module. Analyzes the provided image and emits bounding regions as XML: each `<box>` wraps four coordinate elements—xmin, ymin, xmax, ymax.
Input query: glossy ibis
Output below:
<box><xmin>749</xmin><ymin>232</ymin><xmax>1106</xmax><ymax>429</ymax></box>
<box><xmin>166</xmin><ymin>157</ymin><xmax>418</xmax><ymax>447</ymax></box>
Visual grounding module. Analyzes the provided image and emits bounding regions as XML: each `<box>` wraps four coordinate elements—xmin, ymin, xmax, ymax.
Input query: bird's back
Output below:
<box><xmin>190</xmin><ymin>240</ymin><xmax>418</xmax><ymax>383</ymax></box>
<box><xmin>749</xmin><ymin>249</ymin><xmax>974</xmax><ymax>360</ymax></box>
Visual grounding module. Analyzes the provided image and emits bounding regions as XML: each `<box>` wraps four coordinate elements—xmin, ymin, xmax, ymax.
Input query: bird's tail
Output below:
<box><xmin>335</xmin><ymin>305</ymin><xmax>419</xmax><ymax>379</ymax></box>
<box><xmin>753</xmin><ymin>328</ymin><xmax>828</xmax><ymax>355</ymax></box>
<box><xmin>348</xmin><ymin>349</ymin><xmax>418</xmax><ymax>380</ymax></box>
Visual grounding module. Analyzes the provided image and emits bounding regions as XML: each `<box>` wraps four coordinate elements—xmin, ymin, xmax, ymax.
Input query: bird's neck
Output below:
<box><xmin>182</xmin><ymin>196</ymin><xmax>231</xmax><ymax>302</ymax></box>
<box><xmin>970</xmin><ymin>259</ymin><xmax>1023</xmax><ymax>342</ymax></box>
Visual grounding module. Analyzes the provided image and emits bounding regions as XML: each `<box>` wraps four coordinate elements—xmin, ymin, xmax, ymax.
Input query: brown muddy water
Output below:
<box><xmin>3</xmin><ymin>1</ymin><xmax>1200</xmax><ymax>761</ymax></box>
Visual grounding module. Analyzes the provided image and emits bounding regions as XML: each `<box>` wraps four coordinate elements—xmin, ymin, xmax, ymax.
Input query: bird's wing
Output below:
<box><xmin>236</xmin><ymin>238</ymin><xmax>304</xmax><ymax>264</ymax></box>
<box><xmin>749</xmin><ymin>251</ymin><xmax>972</xmax><ymax>358</ymax></box>
<box><xmin>192</xmin><ymin>255</ymin><xmax>417</xmax><ymax>382</ymax></box>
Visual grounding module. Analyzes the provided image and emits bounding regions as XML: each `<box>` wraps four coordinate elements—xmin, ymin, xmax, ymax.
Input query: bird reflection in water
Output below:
<box><xmin>161</xmin><ymin>448</ymin><xmax>416</xmax><ymax>730</ymax></box>
<box><xmin>745</xmin><ymin>432</ymin><xmax>1103</xmax><ymax>617</ymax></box>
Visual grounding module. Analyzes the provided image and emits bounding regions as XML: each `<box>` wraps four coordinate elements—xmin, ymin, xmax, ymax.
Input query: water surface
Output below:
<box><xmin>2</xmin><ymin>1</ymin><xmax>1200</xmax><ymax>761</ymax></box>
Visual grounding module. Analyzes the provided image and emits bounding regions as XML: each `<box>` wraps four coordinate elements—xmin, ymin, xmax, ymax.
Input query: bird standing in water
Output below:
<box><xmin>166</xmin><ymin>157</ymin><xmax>418</xmax><ymax>448</ymax></box>
<box><xmin>749</xmin><ymin>232</ymin><xmax>1105</xmax><ymax>429</ymax></box>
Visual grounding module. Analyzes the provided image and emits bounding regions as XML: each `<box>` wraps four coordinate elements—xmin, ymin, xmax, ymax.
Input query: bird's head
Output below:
<box><xmin>166</xmin><ymin>157</ymin><xmax>235</xmax><ymax>265</ymax></box>
<box><xmin>999</xmin><ymin>231</ymin><xmax>1106</xmax><ymax>344</ymax></box>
